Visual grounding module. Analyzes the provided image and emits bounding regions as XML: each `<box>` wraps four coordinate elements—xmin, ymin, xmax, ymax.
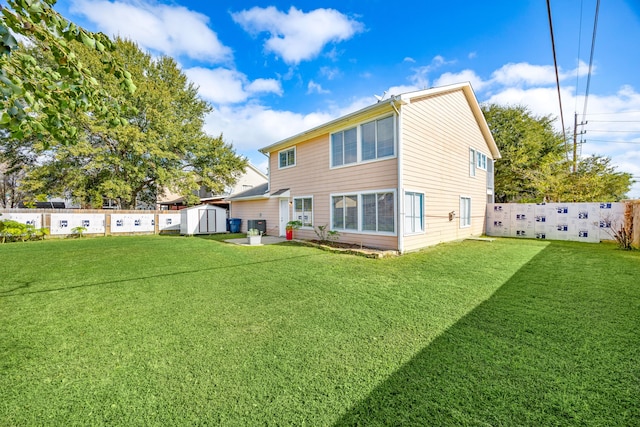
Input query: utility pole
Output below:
<box><xmin>573</xmin><ymin>113</ymin><xmax>578</xmax><ymax>173</ymax></box>
<box><xmin>572</xmin><ymin>113</ymin><xmax>587</xmax><ymax>173</ymax></box>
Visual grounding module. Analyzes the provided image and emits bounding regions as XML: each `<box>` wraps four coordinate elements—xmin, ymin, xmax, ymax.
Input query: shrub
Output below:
<box><xmin>314</xmin><ymin>225</ymin><xmax>340</xmax><ymax>243</ymax></box>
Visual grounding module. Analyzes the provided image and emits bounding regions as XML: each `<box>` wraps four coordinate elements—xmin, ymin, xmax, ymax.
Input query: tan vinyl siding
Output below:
<box><xmin>229</xmin><ymin>199</ymin><xmax>279</xmax><ymax>235</ymax></box>
<box><xmin>268</xmin><ymin>133</ymin><xmax>399</xmax><ymax>250</ymax></box>
<box><xmin>401</xmin><ymin>90</ymin><xmax>492</xmax><ymax>252</ymax></box>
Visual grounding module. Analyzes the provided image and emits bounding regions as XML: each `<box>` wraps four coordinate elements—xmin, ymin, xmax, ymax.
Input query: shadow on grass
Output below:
<box><xmin>0</xmin><ymin>253</ymin><xmax>322</xmax><ymax>298</ymax></box>
<box><xmin>334</xmin><ymin>242</ymin><xmax>640</xmax><ymax>426</ymax></box>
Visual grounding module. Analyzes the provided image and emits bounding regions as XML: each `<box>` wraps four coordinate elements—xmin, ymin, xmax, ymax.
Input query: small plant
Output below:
<box><xmin>314</xmin><ymin>224</ymin><xmax>340</xmax><ymax>243</ymax></box>
<box><xmin>607</xmin><ymin>203</ymin><xmax>635</xmax><ymax>250</ymax></box>
<box><xmin>71</xmin><ymin>226</ymin><xmax>87</xmax><ymax>238</ymax></box>
<box><xmin>31</xmin><ymin>227</ymin><xmax>50</xmax><ymax>241</ymax></box>
<box><xmin>609</xmin><ymin>221</ymin><xmax>634</xmax><ymax>251</ymax></box>
<box><xmin>286</xmin><ymin>220</ymin><xmax>302</xmax><ymax>230</ymax></box>
<box><xmin>247</xmin><ymin>228</ymin><xmax>261</xmax><ymax>236</ymax></box>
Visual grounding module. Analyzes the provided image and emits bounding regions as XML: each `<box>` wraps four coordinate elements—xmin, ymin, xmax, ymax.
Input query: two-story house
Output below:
<box><xmin>229</xmin><ymin>82</ymin><xmax>500</xmax><ymax>253</ymax></box>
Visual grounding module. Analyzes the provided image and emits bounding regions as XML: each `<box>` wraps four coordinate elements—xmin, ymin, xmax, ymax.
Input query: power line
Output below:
<box><xmin>588</xmin><ymin>130</ymin><xmax>640</xmax><ymax>133</ymax></box>
<box><xmin>584</xmin><ymin>140</ymin><xmax>640</xmax><ymax>144</ymax></box>
<box><xmin>574</xmin><ymin>0</ymin><xmax>584</xmax><ymax>113</ymax></box>
<box><xmin>588</xmin><ymin>120</ymin><xmax>640</xmax><ymax>123</ymax></box>
<box><xmin>585</xmin><ymin>111</ymin><xmax>640</xmax><ymax>115</ymax></box>
<box><xmin>581</xmin><ymin>0</ymin><xmax>600</xmax><ymax>122</ymax></box>
<box><xmin>546</xmin><ymin>0</ymin><xmax>568</xmax><ymax>147</ymax></box>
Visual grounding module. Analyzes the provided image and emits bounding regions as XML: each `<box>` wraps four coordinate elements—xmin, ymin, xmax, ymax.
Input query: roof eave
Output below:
<box><xmin>259</xmin><ymin>98</ymin><xmax>404</xmax><ymax>154</ymax></box>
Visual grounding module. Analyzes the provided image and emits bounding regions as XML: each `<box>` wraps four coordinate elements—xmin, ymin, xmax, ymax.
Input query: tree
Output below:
<box><xmin>0</xmin><ymin>0</ymin><xmax>135</xmax><ymax>144</ymax></box>
<box><xmin>20</xmin><ymin>39</ymin><xmax>246</xmax><ymax>209</ymax></box>
<box><xmin>482</xmin><ymin>104</ymin><xmax>633</xmax><ymax>202</ymax></box>
<box><xmin>565</xmin><ymin>155</ymin><xmax>633</xmax><ymax>202</ymax></box>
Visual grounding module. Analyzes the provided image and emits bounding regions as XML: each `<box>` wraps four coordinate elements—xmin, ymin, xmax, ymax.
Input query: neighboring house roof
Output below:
<box><xmin>260</xmin><ymin>82</ymin><xmax>500</xmax><ymax>160</ymax></box>
<box><xmin>227</xmin><ymin>182</ymin><xmax>269</xmax><ymax>201</ymax></box>
<box><xmin>17</xmin><ymin>201</ymin><xmax>66</xmax><ymax>209</ymax></box>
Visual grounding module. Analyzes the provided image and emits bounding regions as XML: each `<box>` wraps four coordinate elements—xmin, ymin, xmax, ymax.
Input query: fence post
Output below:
<box><xmin>632</xmin><ymin>201</ymin><xmax>640</xmax><ymax>249</ymax></box>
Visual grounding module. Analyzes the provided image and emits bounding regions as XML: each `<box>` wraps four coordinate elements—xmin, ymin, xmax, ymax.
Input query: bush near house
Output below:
<box><xmin>0</xmin><ymin>219</ymin><xmax>48</xmax><ymax>243</ymax></box>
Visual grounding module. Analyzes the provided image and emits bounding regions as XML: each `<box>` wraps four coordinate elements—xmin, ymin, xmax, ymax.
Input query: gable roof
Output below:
<box><xmin>260</xmin><ymin>82</ymin><xmax>500</xmax><ymax>160</ymax></box>
<box><xmin>227</xmin><ymin>182</ymin><xmax>269</xmax><ymax>201</ymax></box>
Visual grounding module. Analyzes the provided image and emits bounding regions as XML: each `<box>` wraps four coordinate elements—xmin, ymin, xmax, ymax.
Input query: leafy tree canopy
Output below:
<box><xmin>483</xmin><ymin>104</ymin><xmax>633</xmax><ymax>203</ymax></box>
<box><xmin>0</xmin><ymin>0</ymin><xmax>135</xmax><ymax>145</ymax></box>
<box><xmin>15</xmin><ymin>38</ymin><xmax>246</xmax><ymax>209</ymax></box>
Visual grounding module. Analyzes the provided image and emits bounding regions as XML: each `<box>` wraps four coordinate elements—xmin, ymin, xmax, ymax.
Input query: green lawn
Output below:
<box><xmin>1</xmin><ymin>235</ymin><xmax>638</xmax><ymax>426</ymax></box>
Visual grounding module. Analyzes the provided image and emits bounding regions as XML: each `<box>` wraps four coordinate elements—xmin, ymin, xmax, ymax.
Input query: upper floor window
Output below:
<box><xmin>331</xmin><ymin>127</ymin><xmax>357</xmax><ymax>167</ymax></box>
<box><xmin>279</xmin><ymin>147</ymin><xmax>295</xmax><ymax>169</ymax></box>
<box><xmin>476</xmin><ymin>151</ymin><xmax>487</xmax><ymax>170</ymax></box>
<box><xmin>362</xmin><ymin>116</ymin><xmax>394</xmax><ymax>161</ymax></box>
<box><xmin>331</xmin><ymin>115</ymin><xmax>395</xmax><ymax>168</ymax></box>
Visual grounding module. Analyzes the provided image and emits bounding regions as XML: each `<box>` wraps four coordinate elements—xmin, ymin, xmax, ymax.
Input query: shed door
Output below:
<box><xmin>198</xmin><ymin>209</ymin><xmax>216</xmax><ymax>233</ymax></box>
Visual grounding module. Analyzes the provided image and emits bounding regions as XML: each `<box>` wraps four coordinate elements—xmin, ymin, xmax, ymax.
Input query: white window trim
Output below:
<box><xmin>330</xmin><ymin>189</ymin><xmax>397</xmax><ymax>236</ymax></box>
<box><xmin>278</xmin><ymin>147</ymin><xmax>296</xmax><ymax>169</ymax></box>
<box><xmin>293</xmin><ymin>195</ymin><xmax>314</xmax><ymax>229</ymax></box>
<box><xmin>469</xmin><ymin>148</ymin><xmax>476</xmax><ymax>177</ymax></box>
<box><xmin>329</xmin><ymin>113</ymin><xmax>397</xmax><ymax>170</ymax></box>
<box><xmin>460</xmin><ymin>196</ymin><xmax>472</xmax><ymax>229</ymax></box>
<box><xmin>404</xmin><ymin>189</ymin><xmax>425</xmax><ymax>236</ymax></box>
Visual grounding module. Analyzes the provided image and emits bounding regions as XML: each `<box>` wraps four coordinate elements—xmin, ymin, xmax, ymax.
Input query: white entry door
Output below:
<box><xmin>279</xmin><ymin>199</ymin><xmax>289</xmax><ymax>236</ymax></box>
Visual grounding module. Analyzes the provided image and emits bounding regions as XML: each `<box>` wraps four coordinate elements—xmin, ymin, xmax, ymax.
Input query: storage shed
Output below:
<box><xmin>180</xmin><ymin>204</ymin><xmax>228</xmax><ymax>235</ymax></box>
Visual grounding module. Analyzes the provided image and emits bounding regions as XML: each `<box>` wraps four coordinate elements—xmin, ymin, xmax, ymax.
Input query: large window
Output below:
<box><xmin>361</xmin><ymin>116</ymin><xmax>394</xmax><ymax>161</ymax></box>
<box><xmin>279</xmin><ymin>147</ymin><xmax>295</xmax><ymax>169</ymax></box>
<box><xmin>332</xmin><ymin>191</ymin><xmax>395</xmax><ymax>234</ymax></box>
<box><xmin>331</xmin><ymin>116</ymin><xmax>395</xmax><ymax>167</ymax></box>
<box><xmin>460</xmin><ymin>196</ymin><xmax>471</xmax><ymax>228</ymax></box>
<box><xmin>332</xmin><ymin>195</ymin><xmax>358</xmax><ymax>230</ymax></box>
<box><xmin>362</xmin><ymin>192</ymin><xmax>394</xmax><ymax>232</ymax></box>
<box><xmin>331</xmin><ymin>127</ymin><xmax>357</xmax><ymax>167</ymax></box>
<box><xmin>294</xmin><ymin>197</ymin><xmax>313</xmax><ymax>227</ymax></box>
<box><xmin>404</xmin><ymin>192</ymin><xmax>424</xmax><ymax>234</ymax></box>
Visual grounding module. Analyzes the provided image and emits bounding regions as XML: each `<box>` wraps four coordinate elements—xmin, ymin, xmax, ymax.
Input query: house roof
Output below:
<box><xmin>270</xmin><ymin>188</ymin><xmax>290</xmax><ymax>197</ymax></box>
<box><xmin>227</xmin><ymin>182</ymin><xmax>269</xmax><ymax>201</ymax></box>
<box><xmin>259</xmin><ymin>82</ymin><xmax>501</xmax><ymax>160</ymax></box>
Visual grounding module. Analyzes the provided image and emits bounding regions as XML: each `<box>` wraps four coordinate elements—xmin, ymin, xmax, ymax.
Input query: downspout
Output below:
<box><xmin>391</xmin><ymin>97</ymin><xmax>404</xmax><ymax>254</ymax></box>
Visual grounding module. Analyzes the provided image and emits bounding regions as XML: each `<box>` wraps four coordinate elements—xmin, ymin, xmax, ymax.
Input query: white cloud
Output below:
<box><xmin>70</xmin><ymin>0</ymin><xmax>232</xmax><ymax>63</ymax></box>
<box><xmin>204</xmin><ymin>104</ymin><xmax>334</xmax><ymax>155</ymax></box>
<box><xmin>409</xmin><ymin>55</ymin><xmax>456</xmax><ymax>88</ymax></box>
<box><xmin>231</xmin><ymin>6</ymin><xmax>363</xmax><ymax>64</ymax></box>
<box><xmin>246</xmin><ymin>79</ymin><xmax>283</xmax><ymax>96</ymax></box>
<box><xmin>433</xmin><ymin>70</ymin><xmax>487</xmax><ymax>91</ymax></box>
<box><xmin>307</xmin><ymin>81</ymin><xmax>330</xmax><ymax>94</ymax></box>
<box><xmin>490</xmin><ymin>60</ymin><xmax>589</xmax><ymax>87</ymax></box>
<box><xmin>320</xmin><ymin>66</ymin><xmax>341</xmax><ymax>80</ymax></box>
<box><xmin>184</xmin><ymin>68</ymin><xmax>281</xmax><ymax>104</ymax></box>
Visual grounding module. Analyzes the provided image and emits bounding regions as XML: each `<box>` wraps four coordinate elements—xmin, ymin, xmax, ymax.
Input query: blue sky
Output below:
<box><xmin>53</xmin><ymin>0</ymin><xmax>640</xmax><ymax>197</ymax></box>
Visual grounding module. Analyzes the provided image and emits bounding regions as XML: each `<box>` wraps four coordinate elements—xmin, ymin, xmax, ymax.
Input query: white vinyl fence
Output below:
<box><xmin>486</xmin><ymin>202</ymin><xmax>626</xmax><ymax>243</ymax></box>
<box><xmin>0</xmin><ymin>209</ymin><xmax>182</xmax><ymax>236</ymax></box>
